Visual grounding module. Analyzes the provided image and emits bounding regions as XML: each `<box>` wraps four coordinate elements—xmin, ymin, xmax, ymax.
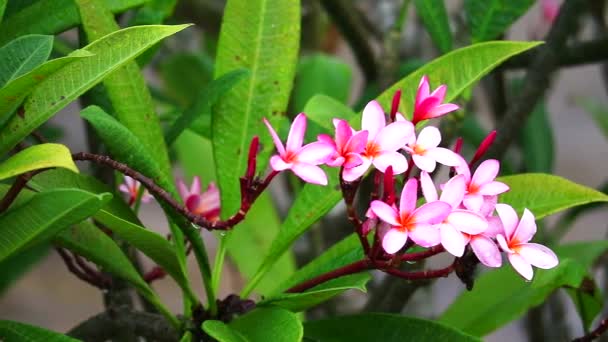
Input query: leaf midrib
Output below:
<box><xmin>4</xmin><ymin>38</ymin><xmax>51</xmax><ymax>85</ymax></box>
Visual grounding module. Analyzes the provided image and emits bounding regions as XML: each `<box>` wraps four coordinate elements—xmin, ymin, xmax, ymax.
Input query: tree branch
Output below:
<box><xmin>502</xmin><ymin>38</ymin><xmax>608</xmax><ymax>70</ymax></box>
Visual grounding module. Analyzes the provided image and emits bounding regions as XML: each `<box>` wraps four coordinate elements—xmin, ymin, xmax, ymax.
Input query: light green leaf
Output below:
<box><xmin>498</xmin><ymin>173</ymin><xmax>608</xmax><ymax>218</ymax></box>
<box><xmin>301</xmin><ymin>94</ymin><xmax>357</xmax><ymax>142</ymax></box>
<box><xmin>0</xmin><ymin>0</ymin><xmax>148</xmax><ymax>45</ymax></box>
<box><xmin>244</xmin><ymin>41</ymin><xmax>540</xmax><ymax>295</ymax></box>
<box><xmin>0</xmin><ymin>189</ymin><xmax>110</xmax><ymax>263</ymax></box>
<box><xmin>0</xmin><ymin>143</ymin><xmax>77</xmax><ymax>181</ymax></box>
<box><xmin>0</xmin><ymin>34</ymin><xmax>53</xmax><ymax>87</ymax></box>
<box><xmin>259</xmin><ymin>273</ymin><xmax>370</xmax><ymax>312</ymax></box>
<box><xmin>213</xmin><ymin>0</ymin><xmax>300</xmax><ymax>218</ymax></box>
<box><xmin>465</xmin><ymin>0</ymin><xmax>535</xmax><ymax>43</ymax></box>
<box><xmin>439</xmin><ymin>241</ymin><xmax>608</xmax><ymax>336</ymax></box>
<box><xmin>203</xmin><ymin>308</ymin><xmax>303</xmax><ymax>342</ymax></box>
<box><xmin>304</xmin><ymin>313</ymin><xmax>481</xmax><ymax>341</ymax></box>
<box><xmin>0</xmin><ymin>0</ymin><xmax>6</xmax><ymax>25</ymax></box>
<box><xmin>0</xmin><ymin>24</ymin><xmax>190</xmax><ymax>156</ymax></box>
<box><xmin>0</xmin><ymin>320</ymin><xmax>80</xmax><ymax>342</ymax></box>
<box><xmin>414</xmin><ymin>0</ymin><xmax>453</xmax><ymax>53</ymax></box>
<box><xmin>519</xmin><ymin>102</ymin><xmax>554</xmax><ymax>172</ymax></box>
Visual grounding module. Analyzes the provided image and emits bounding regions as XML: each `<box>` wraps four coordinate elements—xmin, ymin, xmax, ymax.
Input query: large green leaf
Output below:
<box><xmin>304</xmin><ymin>313</ymin><xmax>481</xmax><ymax>341</ymax></box>
<box><xmin>301</xmin><ymin>94</ymin><xmax>357</xmax><ymax>141</ymax></box>
<box><xmin>0</xmin><ymin>24</ymin><xmax>190</xmax><ymax>156</ymax></box>
<box><xmin>0</xmin><ymin>143</ymin><xmax>77</xmax><ymax>181</ymax></box>
<box><xmin>464</xmin><ymin>0</ymin><xmax>535</xmax><ymax>43</ymax></box>
<box><xmin>519</xmin><ymin>102</ymin><xmax>554</xmax><ymax>172</ymax></box>
<box><xmin>0</xmin><ymin>320</ymin><xmax>79</xmax><ymax>342</ymax></box>
<box><xmin>0</xmin><ymin>0</ymin><xmax>6</xmax><ymax>24</ymax></box>
<box><xmin>259</xmin><ymin>273</ymin><xmax>370</xmax><ymax>312</ymax></box>
<box><xmin>243</xmin><ymin>41</ymin><xmax>540</xmax><ymax>295</ymax></box>
<box><xmin>0</xmin><ymin>189</ymin><xmax>110</xmax><ymax>263</ymax></box>
<box><xmin>0</xmin><ymin>34</ymin><xmax>53</xmax><ymax>87</ymax></box>
<box><xmin>213</xmin><ymin>0</ymin><xmax>300</xmax><ymax>217</ymax></box>
<box><xmin>0</xmin><ymin>0</ymin><xmax>148</xmax><ymax>45</ymax></box>
<box><xmin>159</xmin><ymin>52</ymin><xmax>213</xmax><ymax>107</ymax></box>
<box><xmin>439</xmin><ymin>241</ymin><xmax>608</xmax><ymax>336</ymax></box>
<box><xmin>202</xmin><ymin>308</ymin><xmax>303</xmax><ymax>342</ymax></box>
<box><xmin>498</xmin><ymin>174</ymin><xmax>608</xmax><ymax>218</ymax></box>
<box><xmin>414</xmin><ymin>0</ymin><xmax>453</xmax><ymax>53</ymax></box>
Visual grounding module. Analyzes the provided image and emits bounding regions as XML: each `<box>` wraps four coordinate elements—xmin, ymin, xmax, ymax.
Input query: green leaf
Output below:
<box><xmin>465</xmin><ymin>0</ymin><xmax>535</xmax><ymax>43</ymax></box>
<box><xmin>519</xmin><ymin>102</ymin><xmax>554</xmax><ymax>172</ymax></box>
<box><xmin>565</xmin><ymin>281</ymin><xmax>604</xmax><ymax>330</ymax></box>
<box><xmin>203</xmin><ymin>308</ymin><xmax>303</xmax><ymax>342</ymax></box>
<box><xmin>301</xmin><ymin>94</ymin><xmax>357</xmax><ymax>142</ymax></box>
<box><xmin>413</xmin><ymin>0</ymin><xmax>453</xmax><ymax>53</ymax></box>
<box><xmin>0</xmin><ymin>0</ymin><xmax>148</xmax><ymax>45</ymax></box>
<box><xmin>259</xmin><ymin>273</ymin><xmax>370</xmax><ymax>312</ymax></box>
<box><xmin>213</xmin><ymin>0</ymin><xmax>300</xmax><ymax>217</ymax></box>
<box><xmin>0</xmin><ymin>0</ymin><xmax>6</xmax><ymax>25</ymax></box>
<box><xmin>578</xmin><ymin>97</ymin><xmax>608</xmax><ymax>140</ymax></box>
<box><xmin>0</xmin><ymin>320</ymin><xmax>80</xmax><ymax>342</ymax></box>
<box><xmin>243</xmin><ymin>41</ymin><xmax>540</xmax><ymax>295</ymax></box>
<box><xmin>0</xmin><ymin>24</ymin><xmax>190</xmax><ymax>156</ymax></box>
<box><xmin>292</xmin><ymin>54</ymin><xmax>352</xmax><ymax>113</ymax></box>
<box><xmin>0</xmin><ymin>243</ymin><xmax>49</xmax><ymax>293</ymax></box>
<box><xmin>304</xmin><ymin>313</ymin><xmax>481</xmax><ymax>342</ymax></box>
<box><xmin>0</xmin><ymin>34</ymin><xmax>53</xmax><ymax>88</ymax></box>
<box><xmin>498</xmin><ymin>173</ymin><xmax>608</xmax><ymax>218</ymax></box>
<box><xmin>439</xmin><ymin>241</ymin><xmax>608</xmax><ymax>336</ymax></box>
<box><xmin>165</xmin><ymin>68</ymin><xmax>250</xmax><ymax>145</ymax></box>
<box><xmin>0</xmin><ymin>143</ymin><xmax>77</xmax><ymax>181</ymax></box>
<box><xmin>0</xmin><ymin>189</ymin><xmax>110</xmax><ymax>263</ymax></box>
<box><xmin>159</xmin><ymin>52</ymin><xmax>213</xmax><ymax>107</ymax></box>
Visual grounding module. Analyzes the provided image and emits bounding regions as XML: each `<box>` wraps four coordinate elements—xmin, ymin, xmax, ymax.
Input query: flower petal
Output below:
<box><xmin>345</xmin><ymin>130</ymin><xmax>368</xmax><ymax>155</ymax></box>
<box><xmin>399</xmin><ymin>178</ymin><xmax>418</xmax><ymax>216</ymax></box>
<box><xmin>463</xmin><ymin>193</ymin><xmax>484</xmax><ymax>212</ymax></box>
<box><xmin>426</xmin><ymin>147</ymin><xmax>460</xmax><ymax>167</ymax></box>
<box><xmin>372</xmin><ymin>151</ymin><xmax>408</xmax><ymax>175</ymax></box>
<box><xmin>513</xmin><ymin>208</ymin><xmax>537</xmax><ymax>244</ymax></box>
<box><xmin>286</xmin><ymin>113</ymin><xmax>307</xmax><ymax>152</ymax></box>
<box><xmin>416</xmin><ymin>126</ymin><xmax>441</xmax><ymax>149</ymax></box>
<box><xmin>471</xmin><ymin>159</ymin><xmax>499</xmax><ymax>187</ymax></box>
<box><xmin>342</xmin><ymin>158</ymin><xmax>371</xmax><ymax>182</ymax></box>
<box><xmin>440</xmin><ymin>223</ymin><xmax>466</xmax><ymax>257</ymax></box>
<box><xmin>263</xmin><ymin>118</ymin><xmax>286</xmax><ymax>156</ymax></box>
<box><xmin>470</xmin><ymin>236</ymin><xmax>502</xmax><ymax>268</ymax></box>
<box><xmin>411</xmin><ymin>200</ymin><xmax>451</xmax><ymax>225</ymax></box>
<box><xmin>291</xmin><ymin>162</ymin><xmax>328</xmax><ymax>185</ymax></box>
<box><xmin>297</xmin><ymin>142</ymin><xmax>334</xmax><ymax>165</ymax></box>
<box><xmin>496</xmin><ymin>234</ymin><xmax>513</xmax><ymax>253</ymax></box>
<box><xmin>414</xmin><ymin>97</ymin><xmax>441</xmax><ymax>121</ymax></box>
<box><xmin>484</xmin><ymin>215</ymin><xmax>503</xmax><ymax>238</ymax></box>
<box><xmin>447</xmin><ymin>209</ymin><xmax>488</xmax><ymax>235</ymax></box>
<box><xmin>413</xmin><ymin>154</ymin><xmax>437</xmax><ymax>172</ymax></box>
<box><xmin>426</xmin><ymin>103</ymin><xmax>459</xmax><ymax>119</ymax></box>
<box><xmin>479</xmin><ymin>195</ymin><xmax>498</xmax><ymax>217</ymax></box>
<box><xmin>270</xmin><ymin>155</ymin><xmax>291</xmax><ymax>171</ymax></box>
<box><xmin>430</xmin><ymin>84</ymin><xmax>447</xmax><ymax>102</ymax></box>
<box><xmin>479</xmin><ymin>181</ymin><xmax>510</xmax><ymax>196</ymax></box>
<box><xmin>191</xmin><ymin>176</ymin><xmax>201</xmax><ymax>195</ymax></box>
<box><xmin>198</xmin><ymin>182</ymin><xmax>220</xmax><ymax>215</ymax></box>
<box><xmin>317</xmin><ymin>133</ymin><xmax>335</xmax><ymax>147</ymax></box>
<box><xmin>375</xmin><ymin>121</ymin><xmax>414</xmax><ymax>151</ymax></box>
<box><xmin>495</xmin><ymin>203</ymin><xmax>519</xmax><ymax>239</ymax></box>
<box><xmin>362</xmin><ymin>100</ymin><xmax>386</xmax><ymax>140</ymax></box>
<box><xmin>371</xmin><ymin>200</ymin><xmax>400</xmax><ymax>226</ymax></box>
<box><xmin>382</xmin><ymin>228</ymin><xmax>408</xmax><ymax>254</ymax></box>
<box><xmin>518</xmin><ymin>243</ymin><xmax>558</xmax><ymax>269</ymax></box>
<box><xmin>420</xmin><ymin>171</ymin><xmax>438</xmax><ymax>203</ymax></box>
<box><xmin>177</xmin><ymin>179</ymin><xmax>189</xmax><ymax>201</ymax></box>
<box><xmin>508</xmin><ymin>253</ymin><xmax>534</xmax><ymax>280</ymax></box>
<box><xmin>439</xmin><ymin>174</ymin><xmax>466</xmax><ymax>207</ymax></box>
<box><xmin>119</xmin><ymin>184</ymin><xmax>130</xmax><ymax>194</ymax></box>
<box><xmin>415</xmin><ymin>75</ymin><xmax>430</xmax><ymax>107</ymax></box>
<box><xmin>343</xmin><ymin>153</ymin><xmax>363</xmax><ymax>169</ymax></box>
<box><xmin>334</xmin><ymin>119</ymin><xmax>352</xmax><ymax>149</ymax></box>
<box><xmin>409</xmin><ymin>223</ymin><xmax>441</xmax><ymax>247</ymax></box>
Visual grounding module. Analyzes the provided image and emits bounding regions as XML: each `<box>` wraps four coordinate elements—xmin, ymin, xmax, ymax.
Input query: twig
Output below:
<box><xmin>56</xmin><ymin>248</ymin><xmax>110</xmax><ymax>289</ymax></box>
<box><xmin>573</xmin><ymin>317</ymin><xmax>608</xmax><ymax>342</ymax></box>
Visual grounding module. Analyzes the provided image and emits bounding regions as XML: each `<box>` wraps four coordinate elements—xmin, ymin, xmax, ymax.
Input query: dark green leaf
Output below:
<box><xmin>578</xmin><ymin>97</ymin><xmax>608</xmax><ymax>140</ymax></box>
<box><xmin>0</xmin><ymin>243</ymin><xmax>49</xmax><ymax>293</ymax></box>
<box><xmin>301</xmin><ymin>94</ymin><xmax>357</xmax><ymax>141</ymax></box>
<box><xmin>0</xmin><ymin>34</ymin><xmax>53</xmax><ymax>87</ymax></box>
<box><xmin>0</xmin><ymin>320</ymin><xmax>79</xmax><ymax>342</ymax></box>
<box><xmin>519</xmin><ymin>102</ymin><xmax>554</xmax><ymax>172</ymax></box>
<box><xmin>159</xmin><ymin>53</ymin><xmax>214</xmax><ymax>107</ymax></box>
<box><xmin>0</xmin><ymin>143</ymin><xmax>77</xmax><ymax>181</ymax></box>
<box><xmin>203</xmin><ymin>308</ymin><xmax>303</xmax><ymax>342</ymax></box>
<box><xmin>414</xmin><ymin>0</ymin><xmax>453</xmax><ymax>53</ymax></box>
<box><xmin>465</xmin><ymin>0</ymin><xmax>535</xmax><ymax>42</ymax></box>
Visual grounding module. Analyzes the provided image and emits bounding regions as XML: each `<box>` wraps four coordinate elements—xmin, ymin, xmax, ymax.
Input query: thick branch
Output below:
<box><xmin>572</xmin><ymin>317</ymin><xmax>608</xmax><ymax>342</ymax></box>
<box><xmin>502</xmin><ymin>38</ymin><xmax>608</xmax><ymax>69</ymax></box>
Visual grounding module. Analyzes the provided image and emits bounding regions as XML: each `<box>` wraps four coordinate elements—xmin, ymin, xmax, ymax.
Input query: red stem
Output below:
<box><xmin>383</xmin><ymin>262</ymin><xmax>455</xmax><ymax>280</ymax></box>
<box><xmin>286</xmin><ymin>259</ymin><xmax>371</xmax><ymax>293</ymax></box>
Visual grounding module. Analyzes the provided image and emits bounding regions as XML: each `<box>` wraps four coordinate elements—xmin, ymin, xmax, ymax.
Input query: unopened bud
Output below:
<box><xmin>390</xmin><ymin>90</ymin><xmax>402</xmax><ymax>122</ymax></box>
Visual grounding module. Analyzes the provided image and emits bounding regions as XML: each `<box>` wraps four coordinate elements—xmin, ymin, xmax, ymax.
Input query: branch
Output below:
<box><xmin>502</xmin><ymin>39</ymin><xmax>608</xmax><ymax>70</ymax></box>
<box><xmin>0</xmin><ymin>170</ymin><xmax>44</xmax><ymax>214</ymax></box>
<box><xmin>67</xmin><ymin>306</ymin><xmax>179</xmax><ymax>342</ymax></box>
<box><xmin>572</xmin><ymin>317</ymin><xmax>608</xmax><ymax>342</ymax></box>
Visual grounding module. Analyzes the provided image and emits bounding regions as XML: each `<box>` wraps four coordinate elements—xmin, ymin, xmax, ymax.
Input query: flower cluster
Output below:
<box><xmin>264</xmin><ymin>75</ymin><xmax>558</xmax><ymax>280</ymax></box>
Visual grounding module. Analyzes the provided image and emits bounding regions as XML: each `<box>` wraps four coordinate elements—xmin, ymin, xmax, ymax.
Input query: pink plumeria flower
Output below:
<box><xmin>342</xmin><ymin>100</ymin><xmax>414</xmax><ymax>182</ymax></box>
<box><xmin>541</xmin><ymin>0</ymin><xmax>559</xmax><ymax>24</ymax></box>
<box><xmin>119</xmin><ymin>176</ymin><xmax>153</xmax><ymax>206</ymax></box>
<box><xmin>495</xmin><ymin>204</ymin><xmax>559</xmax><ymax>280</ymax></box>
<box><xmin>371</xmin><ymin>178</ymin><xmax>451</xmax><ymax>254</ymax></box>
<box><xmin>404</xmin><ymin>126</ymin><xmax>460</xmax><ymax>173</ymax></box>
<box><xmin>456</xmin><ymin>158</ymin><xmax>510</xmax><ymax>213</ymax></box>
<box><xmin>420</xmin><ymin>172</ymin><xmax>489</xmax><ymax>259</ymax></box>
<box><xmin>317</xmin><ymin>119</ymin><xmax>368</xmax><ymax>168</ymax></box>
<box><xmin>264</xmin><ymin>113</ymin><xmax>334</xmax><ymax>185</ymax></box>
<box><xmin>412</xmin><ymin>75</ymin><xmax>460</xmax><ymax>125</ymax></box>
<box><xmin>178</xmin><ymin>176</ymin><xmax>221</xmax><ymax>222</ymax></box>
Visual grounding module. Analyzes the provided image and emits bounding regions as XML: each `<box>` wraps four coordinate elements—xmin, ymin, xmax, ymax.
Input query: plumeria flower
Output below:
<box><xmin>342</xmin><ymin>100</ymin><xmax>414</xmax><ymax>182</ymax></box>
<box><xmin>178</xmin><ymin>176</ymin><xmax>221</xmax><ymax>222</ymax></box>
<box><xmin>420</xmin><ymin>172</ymin><xmax>490</xmax><ymax>259</ymax></box>
<box><xmin>404</xmin><ymin>126</ymin><xmax>460</xmax><ymax>172</ymax></box>
<box><xmin>317</xmin><ymin>119</ymin><xmax>368</xmax><ymax>168</ymax></box>
<box><xmin>412</xmin><ymin>75</ymin><xmax>460</xmax><ymax>125</ymax></box>
<box><xmin>371</xmin><ymin>178</ymin><xmax>451</xmax><ymax>254</ymax></box>
<box><xmin>264</xmin><ymin>113</ymin><xmax>334</xmax><ymax>185</ymax></box>
<box><xmin>119</xmin><ymin>176</ymin><xmax>153</xmax><ymax>206</ymax></box>
<box><xmin>495</xmin><ymin>204</ymin><xmax>559</xmax><ymax>280</ymax></box>
<box><xmin>455</xmin><ymin>158</ymin><xmax>510</xmax><ymax>213</ymax></box>
<box><xmin>541</xmin><ymin>0</ymin><xmax>559</xmax><ymax>24</ymax></box>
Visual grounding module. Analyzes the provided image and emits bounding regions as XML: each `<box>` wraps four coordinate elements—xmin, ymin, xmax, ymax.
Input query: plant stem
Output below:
<box><xmin>211</xmin><ymin>235</ymin><xmax>228</xmax><ymax>299</ymax></box>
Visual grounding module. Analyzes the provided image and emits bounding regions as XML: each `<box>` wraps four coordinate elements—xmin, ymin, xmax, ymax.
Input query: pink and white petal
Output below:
<box><xmin>375</xmin><ymin>121</ymin><xmax>414</xmax><ymax>151</ymax></box>
<box><xmin>495</xmin><ymin>203</ymin><xmax>519</xmax><ymax>239</ymax></box>
<box><xmin>334</xmin><ymin>119</ymin><xmax>352</xmax><ymax>148</ymax></box>
<box><xmin>296</xmin><ymin>142</ymin><xmax>335</xmax><ymax>165</ymax></box>
<box><xmin>325</xmin><ymin>155</ymin><xmax>344</xmax><ymax>167</ymax></box>
<box><xmin>471</xmin><ymin>159</ymin><xmax>500</xmax><ymax>187</ymax></box>
<box><xmin>508</xmin><ymin>253</ymin><xmax>534</xmax><ymax>280</ymax></box>
<box><xmin>416</xmin><ymin>126</ymin><xmax>442</xmax><ymax>149</ymax></box>
<box><xmin>420</xmin><ymin>171</ymin><xmax>438</xmax><ymax>203</ymax></box>
<box><xmin>426</xmin><ymin>103</ymin><xmax>459</xmax><ymax>119</ymax></box>
<box><xmin>470</xmin><ymin>236</ymin><xmax>502</xmax><ymax>268</ymax></box>
<box><xmin>317</xmin><ymin>134</ymin><xmax>335</xmax><ymax>147</ymax></box>
<box><xmin>518</xmin><ymin>243</ymin><xmax>558</xmax><ymax>269</ymax></box>
<box><xmin>479</xmin><ymin>195</ymin><xmax>498</xmax><ymax>217</ymax></box>
<box><xmin>453</xmin><ymin>154</ymin><xmax>471</xmax><ymax>181</ymax></box>
<box><xmin>198</xmin><ymin>183</ymin><xmax>221</xmax><ymax>213</ymax></box>
<box><xmin>496</xmin><ymin>234</ymin><xmax>513</xmax><ymax>253</ymax></box>
<box><xmin>409</xmin><ymin>223</ymin><xmax>441</xmax><ymax>248</ymax></box>
<box><xmin>190</xmin><ymin>176</ymin><xmax>201</xmax><ymax>195</ymax></box>
<box><xmin>513</xmin><ymin>208</ymin><xmax>537</xmax><ymax>244</ymax></box>
<box><xmin>119</xmin><ymin>184</ymin><xmax>130</xmax><ymax>194</ymax></box>
<box><xmin>439</xmin><ymin>174</ymin><xmax>466</xmax><ymax>208</ymax></box>
<box><xmin>370</xmin><ymin>200</ymin><xmax>400</xmax><ymax>226</ymax></box>
<box><xmin>430</xmin><ymin>84</ymin><xmax>447</xmax><ymax>102</ymax></box>
<box><xmin>291</xmin><ymin>162</ymin><xmax>328</xmax><ymax>185</ymax></box>
<box><xmin>440</xmin><ymin>223</ymin><xmax>466</xmax><ymax>257</ymax></box>
<box><xmin>361</xmin><ymin>100</ymin><xmax>386</xmax><ymax>140</ymax></box>
<box><xmin>185</xmin><ymin>195</ymin><xmax>201</xmax><ymax>213</ymax></box>
<box><xmin>411</xmin><ymin>201</ymin><xmax>452</xmax><ymax>225</ymax></box>
<box><xmin>484</xmin><ymin>216</ymin><xmax>504</xmax><ymax>238</ymax></box>
<box><xmin>447</xmin><ymin>209</ymin><xmax>488</xmax><ymax>235</ymax></box>
<box><xmin>478</xmin><ymin>181</ymin><xmax>510</xmax><ymax>196</ymax></box>
<box><xmin>414</xmin><ymin>97</ymin><xmax>441</xmax><ymax>121</ymax></box>
<box><xmin>399</xmin><ymin>178</ymin><xmax>419</xmax><ymax>216</ymax></box>
<box><xmin>263</xmin><ymin>118</ymin><xmax>286</xmax><ymax>156</ymax></box>
<box><xmin>394</xmin><ymin>113</ymin><xmax>408</xmax><ymax>122</ymax></box>
<box><xmin>141</xmin><ymin>191</ymin><xmax>153</xmax><ymax>203</ymax></box>
<box><xmin>342</xmin><ymin>158</ymin><xmax>372</xmax><ymax>182</ymax></box>
<box><xmin>463</xmin><ymin>194</ymin><xmax>484</xmax><ymax>212</ymax></box>
<box><xmin>270</xmin><ymin>155</ymin><xmax>292</xmax><ymax>171</ymax></box>
<box><xmin>413</xmin><ymin>154</ymin><xmax>437</xmax><ymax>172</ymax></box>
<box><xmin>372</xmin><ymin>151</ymin><xmax>408</xmax><ymax>175</ymax></box>
<box><xmin>343</xmin><ymin>153</ymin><xmax>363</xmax><ymax>169</ymax></box>
<box><xmin>286</xmin><ymin>113</ymin><xmax>307</xmax><ymax>152</ymax></box>
<box><xmin>345</xmin><ymin>130</ymin><xmax>369</xmax><ymax>154</ymax></box>
<box><xmin>415</xmin><ymin>75</ymin><xmax>430</xmax><ymax>107</ymax></box>
<box><xmin>382</xmin><ymin>228</ymin><xmax>409</xmax><ymax>254</ymax></box>
<box><xmin>426</xmin><ymin>147</ymin><xmax>460</xmax><ymax>167</ymax></box>
<box><xmin>177</xmin><ymin>180</ymin><xmax>189</xmax><ymax>201</ymax></box>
